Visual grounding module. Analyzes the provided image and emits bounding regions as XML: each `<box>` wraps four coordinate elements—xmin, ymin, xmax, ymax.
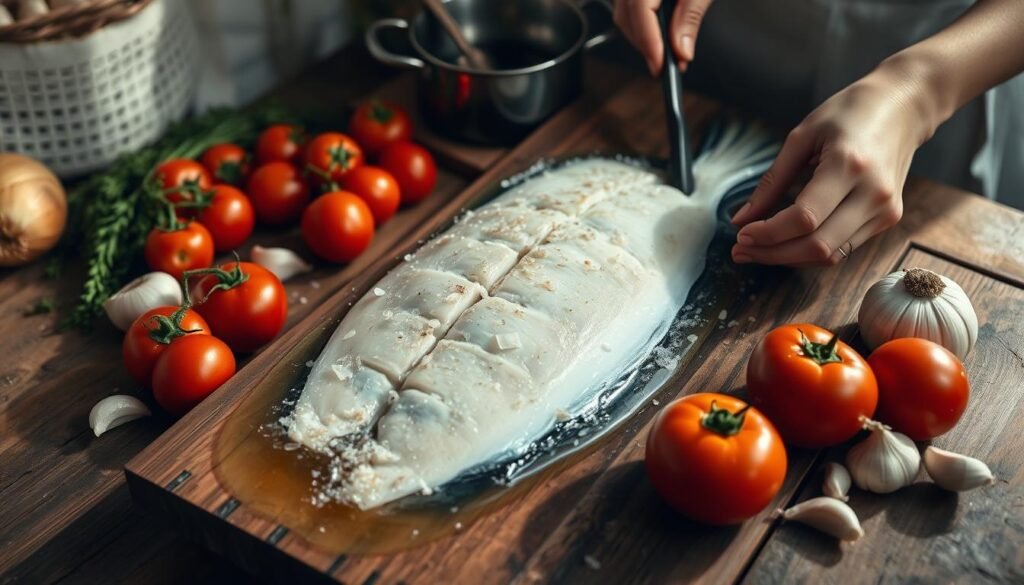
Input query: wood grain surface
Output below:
<box><xmin>125</xmin><ymin>71</ymin><xmax>1024</xmax><ymax>585</ymax></box>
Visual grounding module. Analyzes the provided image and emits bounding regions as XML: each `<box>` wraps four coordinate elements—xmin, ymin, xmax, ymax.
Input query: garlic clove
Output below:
<box><xmin>823</xmin><ymin>462</ymin><xmax>852</xmax><ymax>501</ymax></box>
<box><xmin>923</xmin><ymin>446</ymin><xmax>995</xmax><ymax>492</ymax></box>
<box><xmin>776</xmin><ymin>497</ymin><xmax>864</xmax><ymax>542</ymax></box>
<box><xmin>104</xmin><ymin>272</ymin><xmax>183</xmax><ymax>331</ymax></box>
<box><xmin>846</xmin><ymin>417</ymin><xmax>921</xmax><ymax>494</ymax></box>
<box><xmin>89</xmin><ymin>395</ymin><xmax>151</xmax><ymax>437</ymax></box>
<box><xmin>0</xmin><ymin>5</ymin><xmax>13</xmax><ymax>25</ymax></box>
<box><xmin>251</xmin><ymin>245</ymin><xmax>313</xmax><ymax>282</ymax></box>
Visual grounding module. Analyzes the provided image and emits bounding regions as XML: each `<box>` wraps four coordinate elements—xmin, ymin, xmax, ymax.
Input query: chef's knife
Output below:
<box><xmin>658</xmin><ymin>0</ymin><xmax>695</xmax><ymax>194</ymax></box>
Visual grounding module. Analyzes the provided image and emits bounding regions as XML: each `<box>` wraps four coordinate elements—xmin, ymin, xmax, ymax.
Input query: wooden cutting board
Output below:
<box><xmin>125</xmin><ymin>77</ymin><xmax>1024</xmax><ymax>584</ymax></box>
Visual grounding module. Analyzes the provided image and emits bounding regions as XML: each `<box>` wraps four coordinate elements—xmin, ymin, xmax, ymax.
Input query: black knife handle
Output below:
<box><xmin>658</xmin><ymin>0</ymin><xmax>695</xmax><ymax>194</ymax></box>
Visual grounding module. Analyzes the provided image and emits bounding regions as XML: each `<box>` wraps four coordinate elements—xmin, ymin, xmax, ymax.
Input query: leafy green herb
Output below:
<box><xmin>25</xmin><ymin>297</ymin><xmax>55</xmax><ymax>316</ymax></box>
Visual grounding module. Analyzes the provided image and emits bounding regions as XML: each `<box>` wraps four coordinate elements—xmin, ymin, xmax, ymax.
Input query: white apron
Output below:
<box><xmin>687</xmin><ymin>0</ymin><xmax>1024</xmax><ymax>208</ymax></box>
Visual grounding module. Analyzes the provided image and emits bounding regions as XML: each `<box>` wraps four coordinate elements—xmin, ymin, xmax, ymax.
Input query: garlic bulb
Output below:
<box><xmin>846</xmin><ymin>418</ymin><xmax>920</xmax><ymax>494</ymax></box>
<box><xmin>251</xmin><ymin>245</ymin><xmax>313</xmax><ymax>282</ymax></box>
<box><xmin>823</xmin><ymin>462</ymin><xmax>852</xmax><ymax>501</ymax></box>
<box><xmin>103</xmin><ymin>272</ymin><xmax>183</xmax><ymax>331</ymax></box>
<box><xmin>923</xmin><ymin>446</ymin><xmax>995</xmax><ymax>492</ymax></box>
<box><xmin>89</xmin><ymin>395</ymin><xmax>151</xmax><ymax>437</ymax></box>
<box><xmin>858</xmin><ymin>268</ymin><xmax>978</xmax><ymax>360</ymax></box>
<box><xmin>776</xmin><ymin>497</ymin><xmax>864</xmax><ymax>542</ymax></box>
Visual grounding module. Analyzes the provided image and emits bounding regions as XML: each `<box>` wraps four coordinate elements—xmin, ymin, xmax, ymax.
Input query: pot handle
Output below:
<box><xmin>580</xmin><ymin>0</ymin><xmax>617</xmax><ymax>50</ymax></box>
<box><xmin>366</xmin><ymin>18</ymin><xmax>426</xmax><ymax>70</ymax></box>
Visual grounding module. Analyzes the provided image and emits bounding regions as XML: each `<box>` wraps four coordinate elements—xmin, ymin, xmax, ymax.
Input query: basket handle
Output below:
<box><xmin>366</xmin><ymin>18</ymin><xmax>426</xmax><ymax>70</ymax></box>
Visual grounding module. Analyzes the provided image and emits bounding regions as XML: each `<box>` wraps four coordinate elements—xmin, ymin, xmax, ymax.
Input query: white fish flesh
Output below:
<box><xmin>288</xmin><ymin>122</ymin><xmax>778</xmax><ymax>508</ymax></box>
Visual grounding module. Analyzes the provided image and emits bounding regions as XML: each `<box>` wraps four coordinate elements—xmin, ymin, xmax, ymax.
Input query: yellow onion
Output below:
<box><xmin>0</xmin><ymin>153</ymin><xmax>67</xmax><ymax>267</ymax></box>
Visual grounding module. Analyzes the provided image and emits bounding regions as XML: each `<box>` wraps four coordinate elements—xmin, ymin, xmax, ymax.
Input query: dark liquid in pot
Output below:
<box><xmin>465</xmin><ymin>41</ymin><xmax>558</xmax><ymax>70</ymax></box>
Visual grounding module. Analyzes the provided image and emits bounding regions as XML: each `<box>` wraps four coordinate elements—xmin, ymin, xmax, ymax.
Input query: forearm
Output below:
<box><xmin>871</xmin><ymin>0</ymin><xmax>1024</xmax><ymax>145</ymax></box>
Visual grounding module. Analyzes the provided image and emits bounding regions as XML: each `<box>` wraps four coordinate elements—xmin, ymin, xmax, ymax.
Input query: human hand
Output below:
<box><xmin>730</xmin><ymin>68</ymin><xmax>936</xmax><ymax>266</ymax></box>
<box><xmin>613</xmin><ymin>0</ymin><xmax>714</xmax><ymax>75</ymax></box>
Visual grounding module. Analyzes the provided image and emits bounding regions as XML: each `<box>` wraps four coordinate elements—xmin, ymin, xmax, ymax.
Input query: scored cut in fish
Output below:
<box><xmin>288</xmin><ymin>121</ymin><xmax>778</xmax><ymax>509</ymax></box>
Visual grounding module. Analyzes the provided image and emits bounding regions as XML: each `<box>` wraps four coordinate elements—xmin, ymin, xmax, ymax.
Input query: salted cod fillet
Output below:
<box><xmin>288</xmin><ymin>122</ymin><xmax>778</xmax><ymax>509</ymax></box>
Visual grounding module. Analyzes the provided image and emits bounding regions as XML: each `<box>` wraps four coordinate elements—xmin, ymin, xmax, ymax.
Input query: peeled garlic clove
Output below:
<box><xmin>846</xmin><ymin>417</ymin><xmax>921</xmax><ymax>494</ymax></box>
<box><xmin>89</xmin><ymin>395</ymin><xmax>151</xmax><ymax>437</ymax></box>
<box><xmin>923</xmin><ymin>446</ymin><xmax>995</xmax><ymax>492</ymax></box>
<box><xmin>251</xmin><ymin>245</ymin><xmax>313</xmax><ymax>282</ymax></box>
<box><xmin>823</xmin><ymin>462</ymin><xmax>852</xmax><ymax>501</ymax></box>
<box><xmin>777</xmin><ymin>497</ymin><xmax>864</xmax><ymax>542</ymax></box>
<box><xmin>104</xmin><ymin>272</ymin><xmax>183</xmax><ymax>331</ymax></box>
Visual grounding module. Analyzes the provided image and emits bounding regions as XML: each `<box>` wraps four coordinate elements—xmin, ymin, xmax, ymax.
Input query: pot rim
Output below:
<box><xmin>407</xmin><ymin>0</ymin><xmax>589</xmax><ymax>77</ymax></box>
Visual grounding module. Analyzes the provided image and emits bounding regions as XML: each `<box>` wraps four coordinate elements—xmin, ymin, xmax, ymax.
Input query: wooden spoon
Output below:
<box><xmin>421</xmin><ymin>0</ymin><xmax>491</xmax><ymax>71</ymax></box>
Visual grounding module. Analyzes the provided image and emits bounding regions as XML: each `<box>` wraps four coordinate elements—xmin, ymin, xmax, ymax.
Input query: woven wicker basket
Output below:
<box><xmin>0</xmin><ymin>0</ymin><xmax>200</xmax><ymax>177</ymax></box>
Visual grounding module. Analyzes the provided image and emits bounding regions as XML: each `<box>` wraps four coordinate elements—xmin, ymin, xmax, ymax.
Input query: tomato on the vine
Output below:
<box><xmin>868</xmin><ymin>338</ymin><xmax>970</xmax><ymax>440</ymax></box>
<box><xmin>154</xmin><ymin>159</ymin><xmax>212</xmax><ymax>209</ymax></box>
<box><xmin>746</xmin><ymin>324</ymin><xmax>878</xmax><ymax>448</ymax></box>
<box><xmin>348</xmin><ymin>100</ymin><xmax>413</xmax><ymax>155</ymax></box>
<box><xmin>256</xmin><ymin>124</ymin><xmax>305</xmax><ymax>165</ymax></box>
<box><xmin>152</xmin><ymin>334</ymin><xmax>236</xmax><ymax>416</ymax></box>
<box><xmin>305</xmin><ymin>132</ymin><xmax>364</xmax><ymax>187</ymax></box>
<box><xmin>122</xmin><ymin>305</ymin><xmax>210</xmax><ymax>386</ymax></box>
<box><xmin>200</xmin><ymin>143</ymin><xmax>250</xmax><ymax>186</ymax></box>
<box><xmin>646</xmin><ymin>393</ymin><xmax>787</xmax><ymax>525</ymax></box>
<box><xmin>246</xmin><ymin>161</ymin><xmax>310</xmax><ymax>225</ymax></box>
<box><xmin>144</xmin><ymin>222</ymin><xmax>215</xmax><ymax>280</ymax></box>
<box><xmin>301</xmin><ymin>191</ymin><xmax>374</xmax><ymax>263</ymax></box>
<box><xmin>378</xmin><ymin>141</ymin><xmax>436</xmax><ymax>205</ymax></box>
<box><xmin>340</xmin><ymin>165</ymin><xmax>401</xmax><ymax>224</ymax></box>
<box><xmin>195</xmin><ymin>185</ymin><xmax>255</xmax><ymax>251</ymax></box>
<box><xmin>189</xmin><ymin>261</ymin><xmax>288</xmax><ymax>353</ymax></box>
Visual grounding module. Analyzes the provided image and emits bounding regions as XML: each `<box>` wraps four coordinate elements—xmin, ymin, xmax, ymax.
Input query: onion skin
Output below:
<box><xmin>0</xmin><ymin>153</ymin><xmax>67</xmax><ymax>267</ymax></box>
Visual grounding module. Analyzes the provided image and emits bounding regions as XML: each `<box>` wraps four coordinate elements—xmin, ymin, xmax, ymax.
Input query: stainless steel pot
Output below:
<box><xmin>366</xmin><ymin>0</ymin><xmax>614</xmax><ymax>146</ymax></box>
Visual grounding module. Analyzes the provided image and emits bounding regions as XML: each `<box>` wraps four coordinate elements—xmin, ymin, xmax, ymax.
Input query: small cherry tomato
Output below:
<box><xmin>154</xmin><ymin>158</ymin><xmax>212</xmax><ymax>209</ymax></box>
<box><xmin>122</xmin><ymin>306</ymin><xmax>210</xmax><ymax>386</ymax></box>
<box><xmin>152</xmin><ymin>334</ymin><xmax>236</xmax><ymax>416</ymax></box>
<box><xmin>246</xmin><ymin>161</ymin><xmax>310</xmax><ymax>225</ymax></box>
<box><xmin>646</xmin><ymin>393</ymin><xmax>787</xmax><ymax>525</ymax></box>
<box><xmin>190</xmin><ymin>261</ymin><xmax>288</xmax><ymax>353</ymax></box>
<box><xmin>339</xmin><ymin>165</ymin><xmax>401</xmax><ymax>224</ymax></box>
<box><xmin>305</xmin><ymin>132</ymin><xmax>364</xmax><ymax>187</ymax></box>
<box><xmin>746</xmin><ymin>324</ymin><xmax>878</xmax><ymax>448</ymax></box>
<box><xmin>348</xmin><ymin>100</ymin><xmax>413</xmax><ymax>155</ymax></box>
<box><xmin>256</xmin><ymin>124</ymin><xmax>305</xmax><ymax>165</ymax></box>
<box><xmin>301</xmin><ymin>191</ymin><xmax>375</xmax><ymax>263</ymax></box>
<box><xmin>196</xmin><ymin>185</ymin><xmax>255</xmax><ymax>251</ymax></box>
<box><xmin>378</xmin><ymin>141</ymin><xmax>436</xmax><ymax>205</ymax></box>
<box><xmin>868</xmin><ymin>338</ymin><xmax>970</xmax><ymax>440</ymax></box>
<box><xmin>200</xmin><ymin>143</ymin><xmax>250</xmax><ymax>186</ymax></box>
<box><xmin>144</xmin><ymin>222</ymin><xmax>215</xmax><ymax>280</ymax></box>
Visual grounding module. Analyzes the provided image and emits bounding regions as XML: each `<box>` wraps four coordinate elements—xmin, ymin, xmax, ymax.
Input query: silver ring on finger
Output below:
<box><xmin>838</xmin><ymin>240</ymin><xmax>853</xmax><ymax>259</ymax></box>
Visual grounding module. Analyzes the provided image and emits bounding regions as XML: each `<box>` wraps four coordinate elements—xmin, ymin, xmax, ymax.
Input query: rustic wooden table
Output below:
<box><xmin>2</xmin><ymin>42</ymin><xmax>1023</xmax><ymax>584</ymax></box>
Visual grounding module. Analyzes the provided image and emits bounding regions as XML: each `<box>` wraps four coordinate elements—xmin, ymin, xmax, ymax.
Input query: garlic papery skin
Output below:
<box><xmin>103</xmin><ymin>272</ymin><xmax>183</xmax><ymax>331</ymax></box>
<box><xmin>251</xmin><ymin>245</ymin><xmax>313</xmax><ymax>282</ymax></box>
<box><xmin>89</xmin><ymin>395</ymin><xmax>151</xmax><ymax>437</ymax></box>
<box><xmin>846</xmin><ymin>418</ymin><xmax>921</xmax><ymax>494</ymax></box>
<box><xmin>823</xmin><ymin>462</ymin><xmax>852</xmax><ymax>501</ymax></box>
<box><xmin>923</xmin><ymin>446</ymin><xmax>995</xmax><ymax>492</ymax></box>
<box><xmin>858</xmin><ymin>267</ymin><xmax>978</xmax><ymax>360</ymax></box>
<box><xmin>776</xmin><ymin>497</ymin><xmax>864</xmax><ymax>542</ymax></box>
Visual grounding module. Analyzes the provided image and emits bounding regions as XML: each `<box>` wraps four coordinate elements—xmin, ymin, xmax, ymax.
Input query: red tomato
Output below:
<box><xmin>122</xmin><ymin>306</ymin><xmax>210</xmax><ymax>386</ymax></box>
<box><xmin>200</xmin><ymin>143</ymin><xmax>250</xmax><ymax>186</ymax></box>
<box><xmin>301</xmin><ymin>191</ymin><xmax>374</xmax><ymax>263</ymax></box>
<box><xmin>378</xmin><ymin>141</ymin><xmax>436</xmax><ymax>205</ymax></box>
<box><xmin>339</xmin><ymin>165</ymin><xmax>401</xmax><ymax>224</ymax></box>
<box><xmin>246</xmin><ymin>162</ymin><xmax>310</xmax><ymax>225</ymax></box>
<box><xmin>646</xmin><ymin>393</ymin><xmax>787</xmax><ymax>525</ymax></box>
<box><xmin>191</xmin><ymin>261</ymin><xmax>288</xmax><ymax>353</ymax></box>
<box><xmin>868</xmin><ymin>338</ymin><xmax>970</xmax><ymax>440</ymax></box>
<box><xmin>747</xmin><ymin>324</ymin><xmax>878</xmax><ymax>448</ymax></box>
<box><xmin>195</xmin><ymin>185</ymin><xmax>255</xmax><ymax>251</ymax></box>
<box><xmin>256</xmin><ymin>124</ymin><xmax>305</xmax><ymax>165</ymax></box>
<box><xmin>304</xmin><ymin>132</ymin><xmax>364</xmax><ymax>187</ymax></box>
<box><xmin>348</xmin><ymin>100</ymin><xmax>413</xmax><ymax>155</ymax></box>
<box><xmin>151</xmin><ymin>334</ymin><xmax>236</xmax><ymax>416</ymax></box>
<box><xmin>154</xmin><ymin>159</ymin><xmax>212</xmax><ymax>208</ymax></box>
<box><xmin>144</xmin><ymin>222</ymin><xmax>215</xmax><ymax>280</ymax></box>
